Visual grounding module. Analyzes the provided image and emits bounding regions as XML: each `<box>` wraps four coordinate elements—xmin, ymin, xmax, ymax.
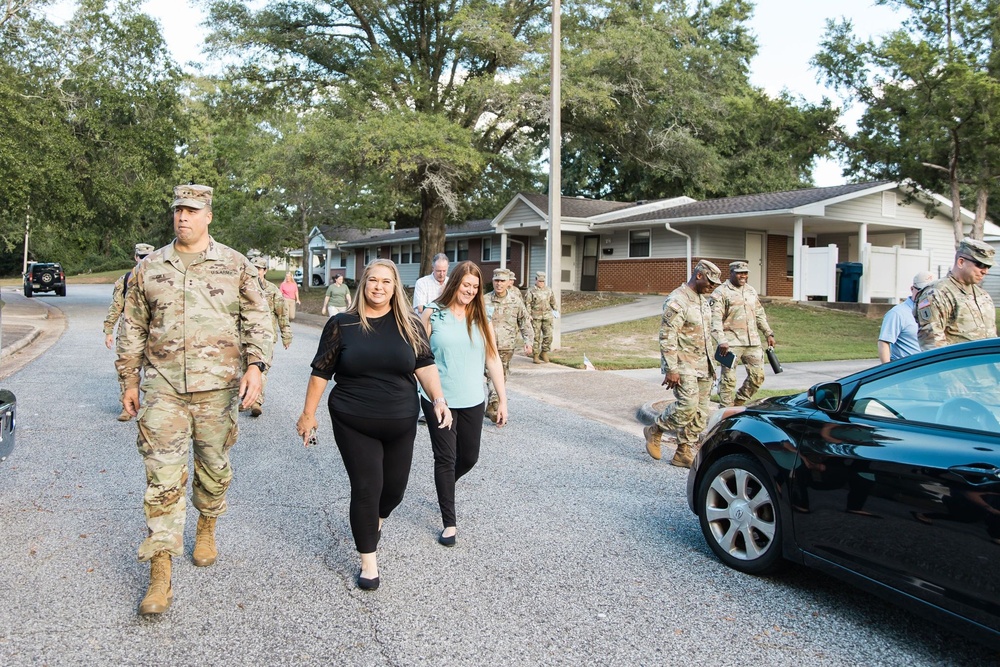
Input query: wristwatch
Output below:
<box><xmin>248</xmin><ymin>361</ymin><xmax>266</xmax><ymax>373</ymax></box>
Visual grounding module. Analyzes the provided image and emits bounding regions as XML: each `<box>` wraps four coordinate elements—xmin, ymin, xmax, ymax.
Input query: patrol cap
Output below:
<box><xmin>251</xmin><ymin>256</ymin><xmax>267</xmax><ymax>269</ymax></box>
<box><xmin>912</xmin><ymin>270</ymin><xmax>935</xmax><ymax>290</ymax></box>
<box><xmin>956</xmin><ymin>237</ymin><xmax>995</xmax><ymax>267</ymax></box>
<box><xmin>694</xmin><ymin>259</ymin><xmax>722</xmax><ymax>284</ymax></box>
<box><xmin>134</xmin><ymin>243</ymin><xmax>154</xmax><ymax>258</ymax></box>
<box><xmin>536</xmin><ymin>271</ymin><xmax>546</xmax><ymax>280</ymax></box>
<box><xmin>172</xmin><ymin>183</ymin><xmax>213</xmax><ymax>210</ymax></box>
<box><xmin>493</xmin><ymin>268</ymin><xmax>513</xmax><ymax>281</ymax></box>
<box><xmin>729</xmin><ymin>260</ymin><xmax>749</xmax><ymax>273</ymax></box>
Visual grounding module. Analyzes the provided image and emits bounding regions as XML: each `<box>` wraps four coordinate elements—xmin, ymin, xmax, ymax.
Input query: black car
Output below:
<box><xmin>23</xmin><ymin>261</ymin><xmax>66</xmax><ymax>297</ymax></box>
<box><xmin>687</xmin><ymin>339</ymin><xmax>1000</xmax><ymax>649</ymax></box>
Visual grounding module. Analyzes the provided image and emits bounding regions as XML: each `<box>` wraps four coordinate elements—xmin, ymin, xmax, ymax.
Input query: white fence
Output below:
<box><xmin>800</xmin><ymin>243</ymin><xmax>931</xmax><ymax>303</ymax></box>
<box><xmin>801</xmin><ymin>244</ymin><xmax>838</xmax><ymax>300</ymax></box>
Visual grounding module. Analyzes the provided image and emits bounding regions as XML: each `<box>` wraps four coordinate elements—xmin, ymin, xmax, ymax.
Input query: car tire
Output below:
<box><xmin>23</xmin><ymin>283</ymin><xmax>32</xmax><ymax>298</ymax></box>
<box><xmin>696</xmin><ymin>453</ymin><xmax>785</xmax><ymax>575</ymax></box>
<box><xmin>55</xmin><ymin>284</ymin><xmax>66</xmax><ymax>297</ymax></box>
<box><xmin>312</xmin><ymin>275</ymin><xmax>323</xmax><ymax>286</ymax></box>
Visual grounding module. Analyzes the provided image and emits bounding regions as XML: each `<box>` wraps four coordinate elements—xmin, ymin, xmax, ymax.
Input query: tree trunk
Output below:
<box><xmin>301</xmin><ymin>209</ymin><xmax>311</xmax><ymax>293</ymax></box>
<box><xmin>949</xmin><ymin>143</ymin><xmax>963</xmax><ymax>245</ymax></box>
<box><xmin>974</xmin><ymin>183</ymin><xmax>989</xmax><ymax>241</ymax></box>
<box><xmin>418</xmin><ymin>189</ymin><xmax>447</xmax><ymax>277</ymax></box>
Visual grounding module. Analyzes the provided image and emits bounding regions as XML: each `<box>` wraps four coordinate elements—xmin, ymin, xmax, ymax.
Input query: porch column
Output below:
<box><xmin>499</xmin><ymin>231</ymin><xmax>508</xmax><ymax>268</ymax></box>
<box><xmin>858</xmin><ymin>222</ymin><xmax>869</xmax><ymax>304</ymax></box>
<box><xmin>793</xmin><ymin>217</ymin><xmax>804</xmax><ymax>301</ymax></box>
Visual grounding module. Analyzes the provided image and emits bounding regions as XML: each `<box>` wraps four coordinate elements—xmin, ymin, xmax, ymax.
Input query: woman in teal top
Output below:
<box><xmin>420</xmin><ymin>261</ymin><xmax>507</xmax><ymax>546</ymax></box>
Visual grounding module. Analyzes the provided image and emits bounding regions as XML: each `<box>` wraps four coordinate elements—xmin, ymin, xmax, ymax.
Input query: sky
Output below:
<box><xmin>44</xmin><ymin>0</ymin><xmax>907</xmax><ymax>187</ymax></box>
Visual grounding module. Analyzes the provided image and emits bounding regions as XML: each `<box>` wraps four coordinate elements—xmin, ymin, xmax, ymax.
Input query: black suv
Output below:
<box><xmin>23</xmin><ymin>262</ymin><xmax>66</xmax><ymax>297</ymax></box>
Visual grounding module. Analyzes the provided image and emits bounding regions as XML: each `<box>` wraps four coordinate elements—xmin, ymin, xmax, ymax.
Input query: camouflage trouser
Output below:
<box><xmin>718</xmin><ymin>345</ymin><xmax>765</xmax><ymax>407</ymax></box>
<box><xmin>487</xmin><ymin>349</ymin><xmax>514</xmax><ymax>406</ymax></box>
<box><xmin>135</xmin><ymin>370</ymin><xmax>239</xmax><ymax>561</ymax></box>
<box><xmin>655</xmin><ymin>375</ymin><xmax>712</xmax><ymax>447</ymax></box>
<box><xmin>256</xmin><ymin>371</ymin><xmax>269</xmax><ymax>408</ymax></box>
<box><xmin>532</xmin><ymin>316</ymin><xmax>553</xmax><ymax>353</ymax></box>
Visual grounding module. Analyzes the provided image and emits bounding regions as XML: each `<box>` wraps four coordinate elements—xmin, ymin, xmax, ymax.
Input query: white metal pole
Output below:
<box><xmin>547</xmin><ymin>0</ymin><xmax>562</xmax><ymax>349</ymax></box>
<box><xmin>22</xmin><ymin>206</ymin><xmax>30</xmax><ymax>275</ymax></box>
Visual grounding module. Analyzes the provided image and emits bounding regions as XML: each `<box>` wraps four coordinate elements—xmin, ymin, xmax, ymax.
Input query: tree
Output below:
<box><xmin>559</xmin><ymin>0</ymin><xmax>837</xmax><ymax>200</ymax></box>
<box><xmin>203</xmin><ymin>0</ymin><xmax>549</xmax><ymax>275</ymax></box>
<box><xmin>815</xmin><ymin>0</ymin><xmax>1000</xmax><ymax>242</ymax></box>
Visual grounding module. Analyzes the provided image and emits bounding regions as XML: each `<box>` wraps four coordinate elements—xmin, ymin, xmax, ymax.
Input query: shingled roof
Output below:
<box><xmin>520</xmin><ymin>193</ymin><xmax>645</xmax><ymax>219</ymax></box>
<box><xmin>340</xmin><ymin>219</ymin><xmax>494</xmax><ymax>248</ymax></box>
<box><xmin>598</xmin><ymin>181</ymin><xmax>895</xmax><ymax>225</ymax></box>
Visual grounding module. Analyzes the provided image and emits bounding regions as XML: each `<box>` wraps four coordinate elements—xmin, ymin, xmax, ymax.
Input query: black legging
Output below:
<box><xmin>421</xmin><ymin>398</ymin><xmax>485</xmax><ymax>528</ymax></box>
<box><xmin>329</xmin><ymin>410</ymin><xmax>417</xmax><ymax>553</ymax></box>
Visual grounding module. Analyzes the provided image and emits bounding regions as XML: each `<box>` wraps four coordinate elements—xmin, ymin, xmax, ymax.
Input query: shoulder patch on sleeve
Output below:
<box><xmin>666</xmin><ymin>300</ymin><xmax>682</xmax><ymax>312</ymax></box>
<box><xmin>917</xmin><ymin>298</ymin><xmax>930</xmax><ymax>310</ymax></box>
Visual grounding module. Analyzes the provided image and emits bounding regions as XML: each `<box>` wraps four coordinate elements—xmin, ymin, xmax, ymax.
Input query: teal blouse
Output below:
<box><xmin>420</xmin><ymin>303</ymin><xmax>487</xmax><ymax>408</ymax></box>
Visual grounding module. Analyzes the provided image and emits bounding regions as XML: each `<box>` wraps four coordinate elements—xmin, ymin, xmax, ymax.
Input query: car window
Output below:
<box><xmin>847</xmin><ymin>353</ymin><xmax>1000</xmax><ymax>432</ymax></box>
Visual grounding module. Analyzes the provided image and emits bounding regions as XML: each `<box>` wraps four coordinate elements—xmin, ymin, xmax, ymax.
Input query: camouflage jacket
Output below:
<box><xmin>116</xmin><ymin>237</ymin><xmax>274</xmax><ymax>393</ymax></box>
<box><xmin>102</xmin><ymin>272</ymin><xmax>129</xmax><ymax>336</ymax></box>
<box><xmin>710</xmin><ymin>280</ymin><xmax>773</xmax><ymax>347</ymax></box>
<box><xmin>914</xmin><ymin>272</ymin><xmax>996</xmax><ymax>351</ymax></box>
<box><xmin>260</xmin><ymin>277</ymin><xmax>292</xmax><ymax>349</ymax></box>
<box><xmin>525</xmin><ymin>286</ymin><xmax>557</xmax><ymax>318</ymax></box>
<box><xmin>486</xmin><ymin>288</ymin><xmax>533</xmax><ymax>350</ymax></box>
<box><xmin>660</xmin><ymin>283</ymin><xmax>718</xmax><ymax>378</ymax></box>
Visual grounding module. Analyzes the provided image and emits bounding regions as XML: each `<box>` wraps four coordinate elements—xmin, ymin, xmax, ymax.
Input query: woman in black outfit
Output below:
<box><xmin>297</xmin><ymin>259</ymin><xmax>452</xmax><ymax>590</ymax></box>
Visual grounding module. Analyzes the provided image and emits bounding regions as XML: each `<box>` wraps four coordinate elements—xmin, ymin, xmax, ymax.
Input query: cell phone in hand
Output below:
<box><xmin>306</xmin><ymin>428</ymin><xmax>319</xmax><ymax>447</ymax></box>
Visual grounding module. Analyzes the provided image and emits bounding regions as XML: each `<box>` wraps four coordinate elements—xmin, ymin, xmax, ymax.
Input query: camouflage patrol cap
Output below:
<box><xmin>535</xmin><ymin>271</ymin><xmax>546</xmax><ymax>280</ymax></box>
<box><xmin>729</xmin><ymin>260</ymin><xmax>749</xmax><ymax>273</ymax></box>
<box><xmin>493</xmin><ymin>268</ymin><xmax>514</xmax><ymax>281</ymax></box>
<box><xmin>172</xmin><ymin>183</ymin><xmax>213</xmax><ymax>210</ymax></box>
<box><xmin>956</xmin><ymin>237</ymin><xmax>995</xmax><ymax>267</ymax></box>
<box><xmin>694</xmin><ymin>259</ymin><xmax>722</xmax><ymax>284</ymax></box>
<box><xmin>251</xmin><ymin>256</ymin><xmax>267</xmax><ymax>269</ymax></box>
<box><xmin>134</xmin><ymin>243</ymin><xmax>154</xmax><ymax>258</ymax></box>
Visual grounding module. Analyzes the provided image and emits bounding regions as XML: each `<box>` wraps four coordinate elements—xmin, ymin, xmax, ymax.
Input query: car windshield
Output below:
<box><xmin>847</xmin><ymin>353</ymin><xmax>1000</xmax><ymax>432</ymax></box>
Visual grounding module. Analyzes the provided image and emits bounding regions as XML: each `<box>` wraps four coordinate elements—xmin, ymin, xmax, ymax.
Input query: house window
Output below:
<box><xmin>629</xmin><ymin>230</ymin><xmax>651</xmax><ymax>258</ymax></box>
<box><xmin>391</xmin><ymin>245</ymin><xmax>400</xmax><ymax>263</ymax></box>
<box><xmin>446</xmin><ymin>239</ymin><xmax>469</xmax><ymax>261</ymax></box>
<box><xmin>458</xmin><ymin>239</ymin><xmax>469</xmax><ymax>261</ymax></box>
<box><xmin>400</xmin><ymin>244</ymin><xmax>411</xmax><ymax>264</ymax></box>
<box><xmin>411</xmin><ymin>244</ymin><xmax>421</xmax><ymax>266</ymax></box>
<box><xmin>338</xmin><ymin>252</ymin><xmax>347</xmax><ymax>268</ymax></box>
<box><xmin>445</xmin><ymin>241</ymin><xmax>456</xmax><ymax>262</ymax></box>
<box><xmin>364</xmin><ymin>248</ymin><xmax>372</xmax><ymax>265</ymax></box>
<box><xmin>482</xmin><ymin>237</ymin><xmax>493</xmax><ymax>261</ymax></box>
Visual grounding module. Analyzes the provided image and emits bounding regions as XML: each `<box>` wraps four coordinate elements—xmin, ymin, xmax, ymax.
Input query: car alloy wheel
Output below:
<box><xmin>697</xmin><ymin>454</ymin><xmax>784</xmax><ymax>575</ymax></box>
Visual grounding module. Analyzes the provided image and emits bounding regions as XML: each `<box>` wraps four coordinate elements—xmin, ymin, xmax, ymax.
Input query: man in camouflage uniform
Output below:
<box><xmin>484</xmin><ymin>268</ymin><xmax>533</xmax><ymax>422</ymax></box>
<box><xmin>644</xmin><ymin>260</ymin><xmax>722</xmax><ymax>468</ymax></box>
<box><xmin>915</xmin><ymin>237</ymin><xmax>996</xmax><ymax>350</ymax></box>
<box><xmin>711</xmin><ymin>261</ymin><xmax>776</xmax><ymax>407</ymax></box>
<box><xmin>248</xmin><ymin>255</ymin><xmax>292</xmax><ymax>417</ymax></box>
<box><xmin>103</xmin><ymin>243</ymin><xmax>154</xmax><ymax>421</ymax></box>
<box><xmin>525</xmin><ymin>271</ymin><xmax>557</xmax><ymax>363</ymax></box>
<box><xmin>116</xmin><ymin>183</ymin><xmax>273</xmax><ymax>616</ymax></box>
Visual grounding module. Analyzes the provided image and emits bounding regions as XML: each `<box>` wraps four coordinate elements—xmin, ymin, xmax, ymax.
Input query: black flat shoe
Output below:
<box><xmin>358</xmin><ymin>570</ymin><xmax>380</xmax><ymax>590</ymax></box>
<box><xmin>438</xmin><ymin>529</ymin><xmax>456</xmax><ymax>547</ymax></box>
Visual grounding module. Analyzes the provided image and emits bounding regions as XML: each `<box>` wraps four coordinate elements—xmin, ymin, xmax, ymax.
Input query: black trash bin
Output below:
<box><xmin>836</xmin><ymin>262</ymin><xmax>863</xmax><ymax>302</ymax></box>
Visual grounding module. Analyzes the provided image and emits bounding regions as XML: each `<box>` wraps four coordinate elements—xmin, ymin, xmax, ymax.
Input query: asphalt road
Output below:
<box><xmin>0</xmin><ymin>285</ymin><xmax>996</xmax><ymax>666</ymax></box>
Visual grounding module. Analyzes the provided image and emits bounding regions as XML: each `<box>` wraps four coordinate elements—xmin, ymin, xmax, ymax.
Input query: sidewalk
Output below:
<box><xmin>1</xmin><ymin>288</ymin><xmax>62</xmax><ymax>360</ymax></box>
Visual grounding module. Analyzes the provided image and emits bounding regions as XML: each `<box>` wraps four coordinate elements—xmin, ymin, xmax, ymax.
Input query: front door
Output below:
<box><xmin>581</xmin><ymin>235</ymin><xmax>599</xmax><ymax>291</ymax></box>
<box><xmin>746</xmin><ymin>231</ymin><xmax>765</xmax><ymax>294</ymax></box>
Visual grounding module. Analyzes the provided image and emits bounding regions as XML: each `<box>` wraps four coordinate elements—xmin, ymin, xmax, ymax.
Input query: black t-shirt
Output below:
<box><xmin>310</xmin><ymin>311</ymin><xmax>434</xmax><ymax>419</ymax></box>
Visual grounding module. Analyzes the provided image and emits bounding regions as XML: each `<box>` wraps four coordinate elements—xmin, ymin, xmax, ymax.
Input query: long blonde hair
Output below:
<box><xmin>351</xmin><ymin>259</ymin><xmax>428</xmax><ymax>356</ymax></box>
<box><xmin>436</xmin><ymin>260</ymin><xmax>497</xmax><ymax>359</ymax></box>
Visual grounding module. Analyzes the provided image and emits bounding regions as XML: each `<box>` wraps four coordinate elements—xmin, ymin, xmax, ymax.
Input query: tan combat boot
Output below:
<box><xmin>540</xmin><ymin>351</ymin><xmax>550</xmax><ymax>362</ymax></box>
<box><xmin>643</xmin><ymin>425</ymin><xmax>662</xmax><ymax>460</ymax></box>
<box><xmin>533</xmin><ymin>353</ymin><xmax>543</xmax><ymax>364</ymax></box>
<box><xmin>192</xmin><ymin>514</ymin><xmax>218</xmax><ymax>567</ymax></box>
<box><xmin>117</xmin><ymin>409</ymin><xmax>133</xmax><ymax>422</ymax></box>
<box><xmin>139</xmin><ymin>552</ymin><xmax>173</xmax><ymax>615</ymax></box>
<box><xmin>251</xmin><ymin>402</ymin><xmax>263</xmax><ymax>417</ymax></box>
<box><xmin>670</xmin><ymin>442</ymin><xmax>695</xmax><ymax>468</ymax></box>
<box><xmin>485</xmin><ymin>400</ymin><xmax>499</xmax><ymax>423</ymax></box>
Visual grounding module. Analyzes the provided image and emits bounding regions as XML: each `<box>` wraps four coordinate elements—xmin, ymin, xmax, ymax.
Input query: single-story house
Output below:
<box><xmin>293</xmin><ymin>181</ymin><xmax>1000</xmax><ymax>302</ymax></box>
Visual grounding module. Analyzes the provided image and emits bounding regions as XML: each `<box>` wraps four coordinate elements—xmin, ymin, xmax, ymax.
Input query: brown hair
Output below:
<box><xmin>436</xmin><ymin>260</ymin><xmax>497</xmax><ymax>359</ymax></box>
<box><xmin>352</xmin><ymin>259</ymin><xmax>427</xmax><ymax>356</ymax></box>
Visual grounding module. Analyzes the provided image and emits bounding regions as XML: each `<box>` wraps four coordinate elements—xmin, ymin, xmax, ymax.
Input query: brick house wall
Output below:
<box><xmin>766</xmin><ymin>234</ymin><xmax>793</xmax><ymax>297</ymax></box>
<box><xmin>597</xmin><ymin>257</ymin><xmax>735</xmax><ymax>293</ymax></box>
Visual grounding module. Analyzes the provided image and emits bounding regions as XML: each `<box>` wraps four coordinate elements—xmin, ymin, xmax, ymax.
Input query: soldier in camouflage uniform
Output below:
<box><xmin>525</xmin><ymin>271</ymin><xmax>557</xmax><ymax>363</ymax></box>
<box><xmin>248</xmin><ymin>255</ymin><xmax>292</xmax><ymax>417</ymax></box>
<box><xmin>711</xmin><ymin>261</ymin><xmax>775</xmax><ymax>407</ymax></box>
<box><xmin>116</xmin><ymin>184</ymin><xmax>274</xmax><ymax>616</ymax></box>
<box><xmin>103</xmin><ymin>243</ymin><xmax>154</xmax><ymax>421</ymax></box>
<box><xmin>915</xmin><ymin>238</ymin><xmax>996</xmax><ymax>350</ymax></box>
<box><xmin>644</xmin><ymin>260</ymin><xmax>722</xmax><ymax>468</ymax></box>
<box><xmin>484</xmin><ymin>268</ymin><xmax>533</xmax><ymax>422</ymax></box>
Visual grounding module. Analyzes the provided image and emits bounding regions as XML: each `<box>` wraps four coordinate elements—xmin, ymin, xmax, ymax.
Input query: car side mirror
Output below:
<box><xmin>810</xmin><ymin>383</ymin><xmax>842</xmax><ymax>412</ymax></box>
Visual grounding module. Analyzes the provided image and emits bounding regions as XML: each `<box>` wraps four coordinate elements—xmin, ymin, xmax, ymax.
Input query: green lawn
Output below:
<box><xmin>551</xmin><ymin>301</ymin><xmax>891</xmax><ymax>370</ymax></box>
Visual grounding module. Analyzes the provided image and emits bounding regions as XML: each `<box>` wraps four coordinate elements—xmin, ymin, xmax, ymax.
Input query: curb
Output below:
<box><xmin>1</xmin><ymin>327</ymin><xmax>40</xmax><ymax>360</ymax></box>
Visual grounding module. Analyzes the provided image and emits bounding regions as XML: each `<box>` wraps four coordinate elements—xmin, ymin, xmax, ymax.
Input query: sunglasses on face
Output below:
<box><xmin>961</xmin><ymin>255</ymin><xmax>991</xmax><ymax>270</ymax></box>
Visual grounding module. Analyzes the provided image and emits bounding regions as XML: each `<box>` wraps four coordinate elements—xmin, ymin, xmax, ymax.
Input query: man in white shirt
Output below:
<box><xmin>412</xmin><ymin>253</ymin><xmax>449</xmax><ymax>313</ymax></box>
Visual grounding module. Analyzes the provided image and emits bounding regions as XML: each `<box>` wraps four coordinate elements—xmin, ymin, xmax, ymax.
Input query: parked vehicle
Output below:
<box><xmin>23</xmin><ymin>262</ymin><xmax>66</xmax><ymax>297</ymax></box>
<box><xmin>293</xmin><ymin>266</ymin><xmax>327</xmax><ymax>287</ymax></box>
<box><xmin>687</xmin><ymin>338</ymin><xmax>1000</xmax><ymax>649</ymax></box>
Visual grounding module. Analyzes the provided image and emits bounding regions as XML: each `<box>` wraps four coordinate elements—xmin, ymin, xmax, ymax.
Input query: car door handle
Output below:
<box><xmin>948</xmin><ymin>465</ymin><xmax>1000</xmax><ymax>484</ymax></box>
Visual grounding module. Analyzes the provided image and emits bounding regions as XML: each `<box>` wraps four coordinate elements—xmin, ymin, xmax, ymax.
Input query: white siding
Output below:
<box><xmin>696</xmin><ymin>225</ymin><xmax>746</xmax><ymax>258</ymax></box>
<box><xmin>529</xmin><ymin>237</ymin><xmax>546</xmax><ymax>279</ymax></box>
<box><xmin>502</xmin><ymin>201</ymin><xmax>545</xmax><ymax>231</ymax></box>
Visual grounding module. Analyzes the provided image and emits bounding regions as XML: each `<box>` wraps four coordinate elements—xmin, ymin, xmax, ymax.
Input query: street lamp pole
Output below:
<box><xmin>547</xmin><ymin>0</ymin><xmax>562</xmax><ymax>349</ymax></box>
<box><xmin>22</xmin><ymin>206</ymin><xmax>30</xmax><ymax>275</ymax></box>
